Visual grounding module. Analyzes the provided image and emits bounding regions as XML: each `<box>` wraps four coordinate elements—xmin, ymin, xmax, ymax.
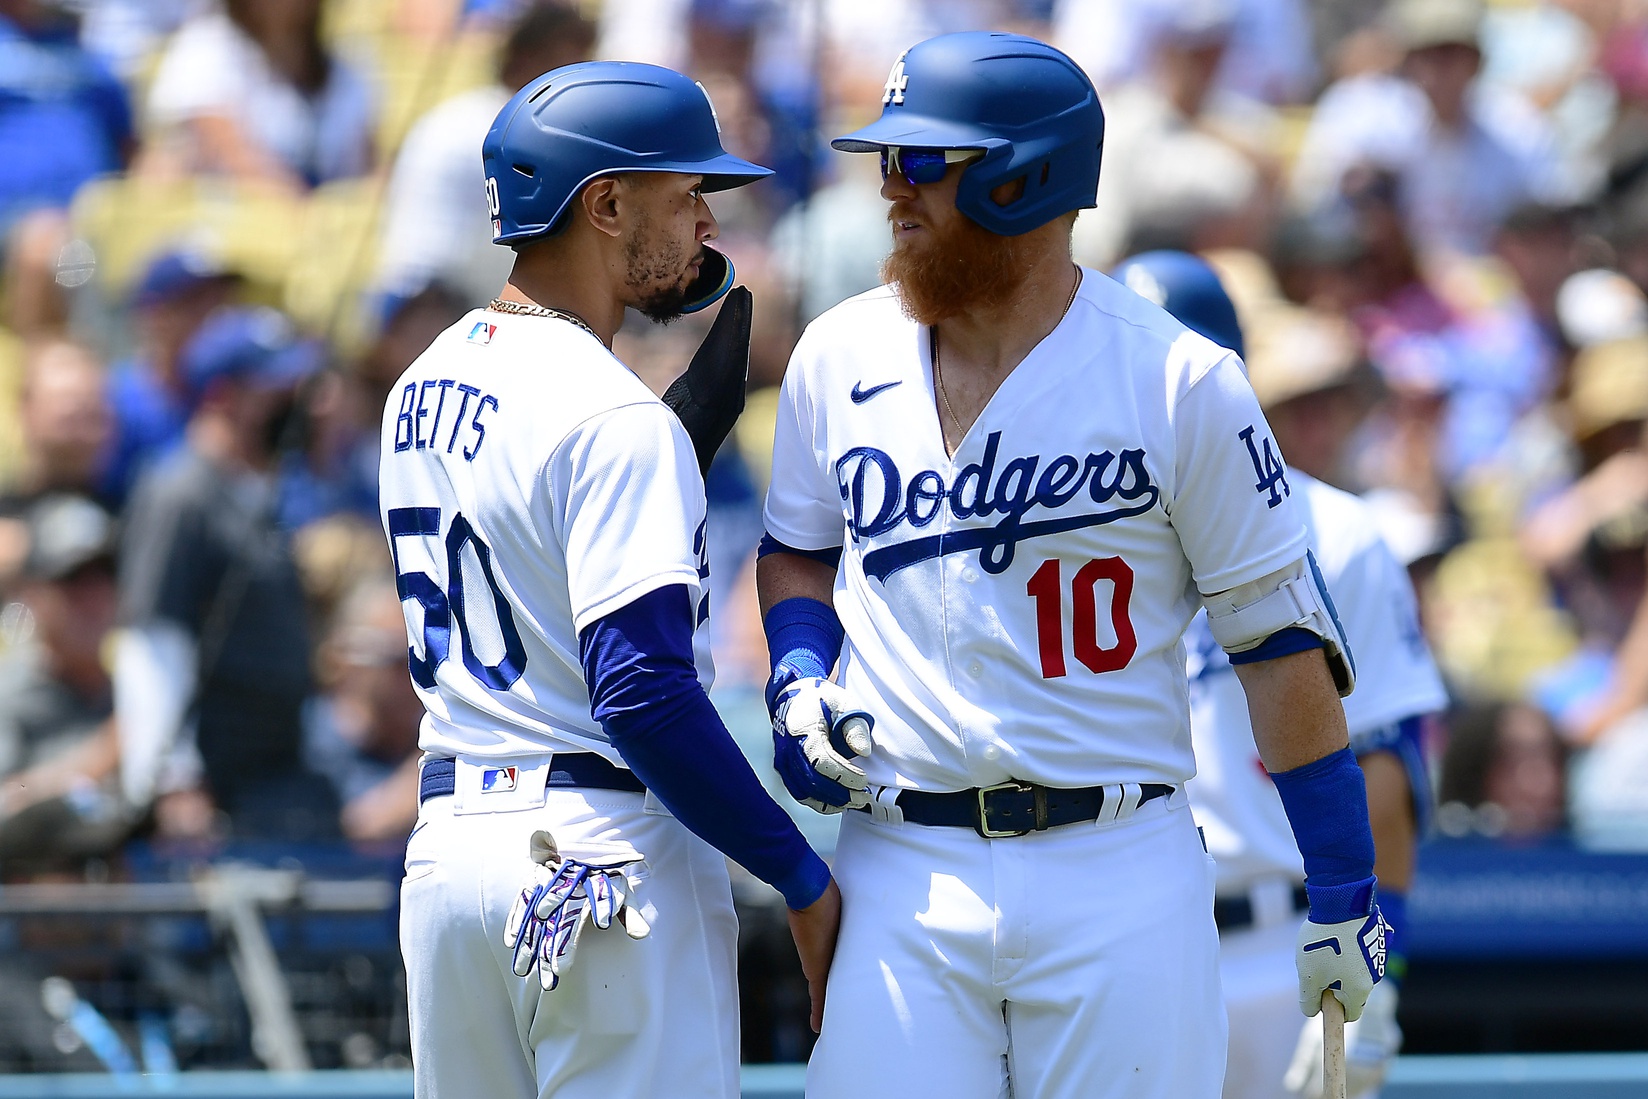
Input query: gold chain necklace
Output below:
<box><xmin>932</xmin><ymin>268</ymin><xmax>1083</xmax><ymax>439</ymax></box>
<box><xmin>487</xmin><ymin>298</ymin><xmax>601</xmax><ymax>342</ymax></box>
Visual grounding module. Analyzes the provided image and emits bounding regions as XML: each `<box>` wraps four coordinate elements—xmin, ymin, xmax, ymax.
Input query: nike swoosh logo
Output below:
<box><xmin>850</xmin><ymin>380</ymin><xmax>902</xmax><ymax>404</ymax></box>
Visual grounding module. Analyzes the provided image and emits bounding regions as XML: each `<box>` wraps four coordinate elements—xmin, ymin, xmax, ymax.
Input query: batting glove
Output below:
<box><xmin>502</xmin><ymin>830</ymin><xmax>649</xmax><ymax>992</ymax></box>
<box><xmin>1295</xmin><ymin>879</ymin><xmax>1386</xmax><ymax>1023</ymax></box>
<box><xmin>662</xmin><ymin>283</ymin><xmax>750</xmax><ymax>475</ymax></box>
<box><xmin>768</xmin><ymin>673</ymin><xmax>874</xmax><ymax>815</ymax></box>
<box><xmin>1284</xmin><ymin>978</ymin><xmax>1401</xmax><ymax>1099</ymax></box>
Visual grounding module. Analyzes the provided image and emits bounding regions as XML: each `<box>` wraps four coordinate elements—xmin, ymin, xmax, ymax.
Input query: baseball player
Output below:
<box><xmin>383</xmin><ymin>62</ymin><xmax>839</xmax><ymax>1099</ymax></box>
<box><xmin>757</xmin><ymin>31</ymin><xmax>1387</xmax><ymax>1099</ymax></box>
<box><xmin>1111</xmin><ymin>251</ymin><xmax>1447</xmax><ymax>1099</ymax></box>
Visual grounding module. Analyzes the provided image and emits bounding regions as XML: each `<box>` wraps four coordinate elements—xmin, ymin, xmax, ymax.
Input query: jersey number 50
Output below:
<box><xmin>1025</xmin><ymin>557</ymin><xmax>1137</xmax><ymax>678</ymax></box>
<box><xmin>388</xmin><ymin>506</ymin><xmax>528</xmax><ymax>690</ymax></box>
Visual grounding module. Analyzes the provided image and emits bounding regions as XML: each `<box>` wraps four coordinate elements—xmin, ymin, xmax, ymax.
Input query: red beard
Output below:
<box><xmin>880</xmin><ymin>205</ymin><xmax>1029</xmax><ymax>326</ymax></box>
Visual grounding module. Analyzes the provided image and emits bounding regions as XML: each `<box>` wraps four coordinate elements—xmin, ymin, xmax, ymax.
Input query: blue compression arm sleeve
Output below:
<box><xmin>579</xmin><ymin>585</ymin><xmax>831</xmax><ymax>910</ymax></box>
<box><xmin>1270</xmin><ymin>746</ymin><xmax>1378</xmax><ymax>923</ymax></box>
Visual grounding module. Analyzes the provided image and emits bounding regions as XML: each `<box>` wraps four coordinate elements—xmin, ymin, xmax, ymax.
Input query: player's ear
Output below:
<box><xmin>580</xmin><ymin>177</ymin><xmax>625</xmax><ymax>239</ymax></box>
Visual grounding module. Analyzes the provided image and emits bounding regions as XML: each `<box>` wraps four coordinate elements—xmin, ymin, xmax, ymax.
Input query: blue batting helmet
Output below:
<box><xmin>483</xmin><ymin>63</ymin><xmax>770</xmax><ymax>314</ymax></box>
<box><xmin>1111</xmin><ymin>250</ymin><xmax>1244</xmax><ymax>360</ymax></box>
<box><xmin>832</xmin><ymin>32</ymin><xmax>1104</xmax><ymax>237</ymax></box>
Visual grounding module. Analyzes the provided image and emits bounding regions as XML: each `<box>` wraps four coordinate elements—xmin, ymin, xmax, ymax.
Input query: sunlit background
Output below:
<box><xmin>1</xmin><ymin>0</ymin><xmax>1647</xmax><ymax>1091</ymax></box>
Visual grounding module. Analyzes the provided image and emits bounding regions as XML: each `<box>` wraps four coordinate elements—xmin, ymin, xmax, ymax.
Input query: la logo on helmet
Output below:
<box><xmin>883</xmin><ymin>52</ymin><xmax>909</xmax><ymax>105</ymax></box>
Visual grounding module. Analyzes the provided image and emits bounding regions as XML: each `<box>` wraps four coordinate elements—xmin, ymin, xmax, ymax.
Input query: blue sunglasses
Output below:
<box><xmin>879</xmin><ymin>146</ymin><xmax>984</xmax><ymax>185</ymax></box>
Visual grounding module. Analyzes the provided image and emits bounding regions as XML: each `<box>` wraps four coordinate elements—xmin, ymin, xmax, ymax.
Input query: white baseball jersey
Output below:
<box><xmin>378</xmin><ymin>309</ymin><xmax>713</xmax><ymax>763</ymax></box>
<box><xmin>764</xmin><ymin>272</ymin><xmax>1310</xmax><ymax>793</ymax></box>
<box><xmin>1185</xmin><ymin>472</ymin><xmax>1447</xmax><ymax>891</ymax></box>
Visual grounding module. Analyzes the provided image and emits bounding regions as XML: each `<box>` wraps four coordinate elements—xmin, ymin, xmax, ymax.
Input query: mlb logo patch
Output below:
<box><xmin>467</xmin><ymin>321</ymin><xmax>497</xmax><ymax>345</ymax></box>
<box><xmin>481</xmin><ymin>766</ymin><xmax>518</xmax><ymax>793</ymax></box>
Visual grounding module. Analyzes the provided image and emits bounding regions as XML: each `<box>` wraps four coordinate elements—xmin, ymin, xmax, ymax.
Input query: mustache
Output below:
<box><xmin>887</xmin><ymin>204</ymin><xmax>920</xmax><ymax>228</ymax></box>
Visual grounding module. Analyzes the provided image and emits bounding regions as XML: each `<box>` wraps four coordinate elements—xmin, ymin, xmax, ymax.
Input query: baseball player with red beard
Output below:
<box><xmin>757</xmin><ymin>32</ymin><xmax>1387</xmax><ymax>1099</ymax></box>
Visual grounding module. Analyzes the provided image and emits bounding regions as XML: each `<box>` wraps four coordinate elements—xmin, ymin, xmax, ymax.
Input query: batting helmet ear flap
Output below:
<box><xmin>951</xmin><ymin>125</ymin><xmax>1102</xmax><ymax>236</ymax></box>
<box><xmin>680</xmin><ymin>246</ymin><xmax>736</xmax><ymax>314</ymax></box>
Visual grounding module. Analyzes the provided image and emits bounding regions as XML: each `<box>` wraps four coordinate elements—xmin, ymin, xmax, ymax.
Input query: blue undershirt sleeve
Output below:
<box><xmin>758</xmin><ymin>532</ymin><xmax>842</xmax><ymax>570</ymax></box>
<box><xmin>579</xmin><ymin>585</ymin><xmax>831</xmax><ymax>910</ymax></box>
<box><xmin>1226</xmin><ymin>626</ymin><xmax>1323</xmax><ymax>665</ymax></box>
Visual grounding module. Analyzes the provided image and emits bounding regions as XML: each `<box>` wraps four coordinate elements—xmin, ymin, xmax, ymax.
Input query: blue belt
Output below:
<box><xmin>418</xmin><ymin>754</ymin><xmax>646</xmax><ymax>805</ymax></box>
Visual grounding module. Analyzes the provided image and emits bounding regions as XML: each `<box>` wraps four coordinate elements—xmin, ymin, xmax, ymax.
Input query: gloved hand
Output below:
<box><xmin>502</xmin><ymin>830</ymin><xmax>649</xmax><ymax>991</ymax></box>
<box><xmin>768</xmin><ymin>672</ymin><xmax>874</xmax><ymax>814</ymax></box>
<box><xmin>1284</xmin><ymin>978</ymin><xmax>1402</xmax><ymax>1098</ymax></box>
<box><xmin>662</xmin><ymin>281</ymin><xmax>750</xmax><ymax>475</ymax></box>
<box><xmin>1295</xmin><ymin>883</ymin><xmax>1387</xmax><ymax>1023</ymax></box>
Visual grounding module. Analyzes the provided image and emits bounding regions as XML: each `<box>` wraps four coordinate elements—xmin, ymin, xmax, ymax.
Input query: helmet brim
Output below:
<box><xmin>831</xmin><ymin>112</ymin><xmax>999</xmax><ymax>153</ymax></box>
<box><xmin>681</xmin><ymin>151</ymin><xmax>774</xmax><ymax>192</ymax></box>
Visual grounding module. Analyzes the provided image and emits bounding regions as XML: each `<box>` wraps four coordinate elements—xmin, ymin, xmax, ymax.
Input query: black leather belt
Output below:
<box><xmin>1213</xmin><ymin>882</ymin><xmax>1309</xmax><ymax>932</ymax></box>
<box><xmin>859</xmin><ymin>780</ymin><xmax>1175</xmax><ymax>838</ymax></box>
<box><xmin>418</xmin><ymin>754</ymin><xmax>645</xmax><ymax>805</ymax></box>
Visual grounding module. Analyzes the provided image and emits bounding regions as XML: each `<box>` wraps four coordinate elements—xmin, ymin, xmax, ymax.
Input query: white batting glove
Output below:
<box><xmin>1284</xmin><ymin>979</ymin><xmax>1401</xmax><ymax>1098</ymax></box>
<box><xmin>1296</xmin><ymin>900</ymin><xmax>1387</xmax><ymax>1023</ymax></box>
<box><xmin>501</xmin><ymin>830</ymin><xmax>648</xmax><ymax>991</ymax></box>
<box><xmin>769</xmin><ymin>676</ymin><xmax>874</xmax><ymax>814</ymax></box>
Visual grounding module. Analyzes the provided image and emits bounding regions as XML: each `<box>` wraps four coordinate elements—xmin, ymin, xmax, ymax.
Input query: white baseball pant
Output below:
<box><xmin>401</xmin><ymin>778</ymin><xmax>740</xmax><ymax>1099</ymax></box>
<box><xmin>808</xmin><ymin>791</ymin><xmax>1226</xmax><ymax>1099</ymax></box>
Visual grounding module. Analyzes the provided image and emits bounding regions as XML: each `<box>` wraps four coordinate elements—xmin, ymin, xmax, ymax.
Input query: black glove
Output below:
<box><xmin>662</xmin><ymin>284</ymin><xmax>751</xmax><ymax>476</ymax></box>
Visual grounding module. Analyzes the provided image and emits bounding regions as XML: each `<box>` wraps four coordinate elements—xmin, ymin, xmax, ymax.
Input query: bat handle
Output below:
<box><xmin>1321</xmin><ymin>990</ymin><xmax>1347</xmax><ymax>1099</ymax></box>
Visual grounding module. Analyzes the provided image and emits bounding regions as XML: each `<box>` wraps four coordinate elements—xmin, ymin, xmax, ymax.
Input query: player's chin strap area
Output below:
<box><xmin>680</xmin><ymin>246</ymin><xmax>736</xmax><ymax>314</ymax></box>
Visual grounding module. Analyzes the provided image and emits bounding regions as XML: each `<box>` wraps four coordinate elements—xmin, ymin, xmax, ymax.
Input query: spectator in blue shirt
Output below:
<box><xmin>100</xmin><ymin>249</ymin><xmax>241</xmax><ymax>508</ymax></box>
<box><xmin>0</xmin><ymin>0</ymin><xmax>132</xmax><ymax>246</ymax></box>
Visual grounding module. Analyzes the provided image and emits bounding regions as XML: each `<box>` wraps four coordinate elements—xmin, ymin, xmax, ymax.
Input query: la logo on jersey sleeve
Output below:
<box><xmin>1238</xmin><ymin>426</ymin><xmax>1290</xmax><ymax>509</ymax></box>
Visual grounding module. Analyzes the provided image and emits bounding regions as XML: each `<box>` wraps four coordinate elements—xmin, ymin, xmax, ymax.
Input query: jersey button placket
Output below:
<box><xmin>937</xmin><ymin>507</ymin><xmax>977</xmax><ymax>766</ymax></box>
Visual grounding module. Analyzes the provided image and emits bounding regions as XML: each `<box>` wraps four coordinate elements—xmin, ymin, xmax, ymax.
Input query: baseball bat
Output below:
<box><xmin>1321</xmin><ymin>990</ymin><xmax>1347</xmax><ymax>1099</ymax></box>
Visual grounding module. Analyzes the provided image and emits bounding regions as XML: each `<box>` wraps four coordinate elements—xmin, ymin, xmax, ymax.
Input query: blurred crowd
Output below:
<box><xmin>6</xmin><ymin>0</ymin><xmax>1648</xmax><ymax>884</ymax></box>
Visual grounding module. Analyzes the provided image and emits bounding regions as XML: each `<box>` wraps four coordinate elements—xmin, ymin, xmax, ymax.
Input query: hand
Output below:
<box><xmin>1296</xmin><ymin>894</ymin><xmax>1386</xmax><ymax>1023</ymax></box>
<box><xmin>661</xmin><ymin>281</ymin><xmax>750</xmax><ymax>475</ymax></box>
<box><xmin>1284</xmin><ymin>980</ymin><xmax>1401</xmax><ymax>1098</ymax></box>
<box><xmin>502</xmin><ymin>830</ymin><xmax>648</xmax><ymax>991</ymax></box>
<box><xmin>769</xmin><ymin>674</ymin><xmax>874</xmax><ymax>814</ymax></box>
<box><xmin>787</xmin><ymin>877</ymin><xmax>842</xmax><ymax>1034</ymax></box>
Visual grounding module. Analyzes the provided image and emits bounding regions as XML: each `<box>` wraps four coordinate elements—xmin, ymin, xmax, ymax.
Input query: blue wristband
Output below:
<box><xmin>762</xmin><ymin>596</ymin><xmax>844</xmax><ymax>711</ymax></box>
<box><xmin>1270</xmin><ymin>746</ymin><xmax>1376</xmax><ymax>892</ymax></box>
<box><xmin>1303</xmin><ymin>876</ymin><xmax>1376</xmax><ymax>924</ymax></box>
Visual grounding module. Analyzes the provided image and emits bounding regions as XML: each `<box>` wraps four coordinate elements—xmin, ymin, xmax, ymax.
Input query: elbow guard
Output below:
<box><xmin>1203</xmin><ymin>551</ymin><xmax>1356</xmax><ymax>697</ymax></box>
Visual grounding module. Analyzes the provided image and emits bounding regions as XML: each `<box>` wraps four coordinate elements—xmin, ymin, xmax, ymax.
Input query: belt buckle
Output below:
<box><xmin>974</xmin><ymin>781</ymin><xmax>1036</xmax><ymax>839</ymax></box>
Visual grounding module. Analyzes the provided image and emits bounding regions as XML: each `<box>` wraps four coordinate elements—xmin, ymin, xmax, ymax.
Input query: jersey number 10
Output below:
<box><xmin>388</xmin><ymin>506</ymin><xmax>528</xmax><ymax>691</ymax></box>
<box><xmin>1025</xmin><ymin>557</ymin><xmax>1137</xmax><ymax>678</ymax></box>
